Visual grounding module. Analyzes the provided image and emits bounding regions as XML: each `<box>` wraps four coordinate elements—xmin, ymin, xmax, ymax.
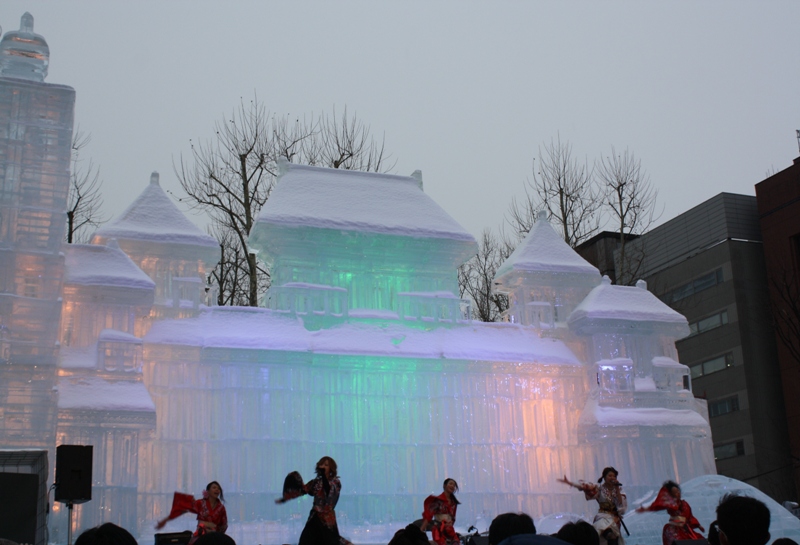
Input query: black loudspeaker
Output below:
<box><xmin>674</xmin><ymin>541</ymin><xmax>709</xmax><ymax>545</ymax></box>
<box><xmin>0</xmin><ymin>472</ymin><xmax>39</xmax><ymax>544</ymax></box>
<box><xmin>154</xmin><ymin>531</ymin><xmax>193</xmax><ymax>545</ymax></box>
<box><xmin>55</xmin><ymin>445</ymin><xmax>93</xmax><ymax>503</ymax></box>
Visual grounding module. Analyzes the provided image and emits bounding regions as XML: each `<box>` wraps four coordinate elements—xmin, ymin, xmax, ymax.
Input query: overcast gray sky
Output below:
<box><xmin>4</xmin><ymin>1</ymin><xmax>799</xmax><ymax>240</ymax></box>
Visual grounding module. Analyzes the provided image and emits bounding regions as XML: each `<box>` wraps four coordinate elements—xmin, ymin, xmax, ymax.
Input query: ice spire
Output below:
<box><xmin>150</xmin><ymin>172</ymin><xmax>160</xmax><ymax>185</ymax></box>
<box><xmin>0</xmin><ymin>13</ymin><xmax>50</xmax><ymax>82</ymax></box>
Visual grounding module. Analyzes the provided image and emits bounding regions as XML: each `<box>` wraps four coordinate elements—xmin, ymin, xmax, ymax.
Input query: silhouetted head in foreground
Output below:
<box><xmin>194</xmin><ymin>533</ymin><xmax>236</xmax><ymax>545</ymax></box>
<box><xmin>74</xmin><ymin>523</ymin><xmax>137</xmax><ymax>545</ymax></box>
<box><xmin>716</xmin><ymin>494</ymin><xmax>770</xmax><ymax>545</ymax></box>
<box><xmin>489</xmin><ymin>512</ymin><xmax>537</xmax><ymax>545</ymax></box>
<box><xmin>388</xmin><ymin>523</ymin><xmax>429</xmax><ymax>545</ymax></box>
<box><xmin>556</xmin><ymin>520</ymin><xmax>600</xmax><ymax>545</ymax></box>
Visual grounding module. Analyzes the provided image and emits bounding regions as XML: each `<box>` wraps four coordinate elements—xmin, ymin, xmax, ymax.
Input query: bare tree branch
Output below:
<box><xmin>66</xmin><ymin>129</ymin><xmax>106</xmax><ymax>243</ymax></box>
<box><xmin>507</xmin><ymin>135</ymin><xmax>601</xmax><ymax>247</ymax></box>
<box><xmin>458</xmin><ymin>228</ymin><xmax>511</xmax><ymax>322</ymax></box>
<box><xmin>176</xmin><ymin>97</ymin><xmax>395</xmax><ymax>306</ymax></box>
<box><xmin>596</xmin><ymin>147</ymin><xmax>661</xmax><ymax>285</ymax></box>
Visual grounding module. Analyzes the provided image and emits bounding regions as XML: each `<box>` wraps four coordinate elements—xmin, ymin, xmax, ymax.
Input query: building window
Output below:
<box><xmin>666</xmin><ymin>268</ymin><xmax>724</xmax><ymax>304</ymax></box>
<box><xmin>690</xmin><ymin>352</ymin><xmax>734</xmax><ymax>379</ymax></box>
<box><xmin>688</xmin><ymin>310</ymin><xmax>729</xmax><ymax>336</ymax></box>
<box><xmin>708</xmin><ymin>395</ymin><xmax>739</xmax><ymax>418</ymax></box>
<box><xmin>714</xmin><ymin>440</ymin><xmax>745</xmax><ymax>460</ymax></box>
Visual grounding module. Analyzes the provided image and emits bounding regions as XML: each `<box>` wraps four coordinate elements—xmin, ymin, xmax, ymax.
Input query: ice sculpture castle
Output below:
<box><xmin>0</xmin><ymin>13</ymin><xmax>716</xmax><ymax>543</ymax></box>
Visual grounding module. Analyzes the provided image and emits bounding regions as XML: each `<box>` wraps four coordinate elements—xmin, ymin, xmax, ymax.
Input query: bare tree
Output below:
<box><xmin>177</xmin><ymin>97</ymin><xmax>393</xmax><ymax>306</ymax></box>
<box><xmin>458</xmin><ymin>228</ymin><xmax>512</xmax><ymax>322</ymax></box>
<box><xmin>596</xmin><ymin>147</ymin><xmax>660</xmax><ymax>285</ymax></box>
<box><xmin>769</xmin><ymin>264</ymin><xmax>800</xmax><ymax>367</ymax></box>
<box><xmin>507</xmin><ymin>135</ymin><xmax>601</xmax><ymax>246</ymax></box>
<box><xmin>67</xmin><ymin>130</ymin><xmax>105</xmax><ymax>243</ymax></box>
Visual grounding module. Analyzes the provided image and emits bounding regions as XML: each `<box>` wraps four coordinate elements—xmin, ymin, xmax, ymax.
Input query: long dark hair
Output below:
<box><xmin>316</xmin><ymin>456</ymin><xmax>337</xmax><ymax>496</ymax></box>
<box><xmin>443</xmin><ymin>478</ymin><xmax>461</xmax><ymax>505</ymax></box>
<box><xmin>206</xmin><ymin>481</ymin><xmax>225</xmax><ymax>502</ymax></box>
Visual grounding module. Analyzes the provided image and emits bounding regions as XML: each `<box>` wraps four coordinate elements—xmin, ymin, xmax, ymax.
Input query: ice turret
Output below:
<box><xmin>0</xmin><ymin>13</ymin><xmax>49</xmax><ymax>82</ymax></box>
<box><xmin>249</xmin><ymin>161</ymin><xmax>477</xmax><ymax>324</ymax></box>
<box><xmin>0</xmin><ymin>12</ymin><xmax>74</xmax><ymax>463</ymax></box>
<box><xmin>494</xmin><ymin>211</ymin><xmax>601</xmax><ymax>327</ymax></box>
<box><xmin>569</xmin><ymin>276</ymin><xmax>715</xmax><ymax>488</ymax></box>
<box><xmin>92</xmin><ymin>172</ymin><xmax>218</xmax><ymax>326</ymax></box>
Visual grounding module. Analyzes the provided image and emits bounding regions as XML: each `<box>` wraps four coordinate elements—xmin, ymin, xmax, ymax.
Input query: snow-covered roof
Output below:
<box><xmin>57</xmin><ymin>376</ymin><xmax>155</xmax><ymax>412</ymax></box>
<box><xmin>98</xmin><ymin>329</ymin><xmax>143</xmax><ymax>343</ymax></box>
<box><xmin>64</xmin><ymin>243</ymin><xmax>155</xmax><ymax>290</ymax></box>
<box><xmin>252</xmin><ymin>162</ymin><xmax>474</xmax><ymax>242</ymax></box>
<box><xmin>144</xmin><ymin>306</ymin><xmax>582</xmax><ymax>365</ymax></box>
<box><xmin>93</xmin><ymin>172</ymin><xmax>217</xmax><ymax>249</ymax></box>
<box><xmin>494</xmin><ymin>213</ymin><xmax>600</xmax><ymax>286</ymax></box>
<box><xmin>569</xmin><ymin>277</ymin><xmax>687</xmax><ymax>325</ymax></box>
<box><xmin>579</xmin><ymin>397</ymin><xmax>707</xmax><ymax>428</ymax></box>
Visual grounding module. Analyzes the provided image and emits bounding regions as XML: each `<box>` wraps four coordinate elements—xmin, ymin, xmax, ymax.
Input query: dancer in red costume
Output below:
<box><xmin>636</xmin><ymin>480</ymin><xmax>705</xmax><ymax>545</ymax></box>
<box><xmin>421</xmin><ymin>478</ymin><xmax>461</xmax><ymax>545</ymax></box>
<box><xmin>156</xmin><ymin>481</ymin><xmax>228</xmax><ymax>545</ymax></box>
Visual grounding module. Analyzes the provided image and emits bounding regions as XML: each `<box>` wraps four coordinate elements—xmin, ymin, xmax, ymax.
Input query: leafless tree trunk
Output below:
<box><xmin>597</xmin><ymin>147</ymin><xmax>660</xmax><ymax>285</ymax></box>
<box><xmin>177</xmin><ymin>96</ymin><xmax>393</xmax><ymax>306</ymax></box>
<box><xmin>66</xmin><ymin>130</ymin><xmax>106</xmax><ymax>243</ymax></box>
<box><xmin>458</xmin><ymin>228</ymin><xmax>511</xmax><ymax>322</ymax></box>
<box><xmin>769</xmin><ymin>264</ymin><xmax>800</xmax><ymax>367</ymax></box>
<box><xmin>507</xmin><ymin>135</ymin><xmax>600</xmax><ymax>246</ymax></box>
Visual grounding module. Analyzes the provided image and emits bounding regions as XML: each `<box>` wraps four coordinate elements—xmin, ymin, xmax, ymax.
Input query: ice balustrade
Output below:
<box><xmin>266</xmin><ymin>282</ymin><xmax>349</xmax><ymax>318</ymax></box>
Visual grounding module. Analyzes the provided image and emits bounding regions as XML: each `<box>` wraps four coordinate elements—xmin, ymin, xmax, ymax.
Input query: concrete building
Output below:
<box><xmin>755</xmin><ymin>156</ymin><xmax>800</xmax><ymax>500</ymax></box>
<box><xmin>617</xmin><ymin>192</ymin><xmax>795</xmax><ymax>501</ymax></box>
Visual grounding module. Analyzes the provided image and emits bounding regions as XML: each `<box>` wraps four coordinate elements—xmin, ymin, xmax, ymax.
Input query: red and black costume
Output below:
<box><xmin>641</xmin><ymin>486</ymin><xmax>704</xmax><ymax>545</ymax></box>
<box><xmin>160</xmin><ymin>491</ymin><xmax>228</xmax><ymax>545</ymax></box>
<box><xmin>422</xmin><ymin>492</ymin><xmax>459</xmax><ymax>545</ymax></box>
<box><xmin>278</xmin><ymin>471</ymin><xmax>352</xmax><ymax>545</ymax></box>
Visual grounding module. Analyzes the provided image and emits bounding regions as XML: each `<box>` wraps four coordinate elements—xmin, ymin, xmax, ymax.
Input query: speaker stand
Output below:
<box><xmin>67</xmin><ymin>502</ymin><xmax>74</xmax><ymax>545</ymax></box>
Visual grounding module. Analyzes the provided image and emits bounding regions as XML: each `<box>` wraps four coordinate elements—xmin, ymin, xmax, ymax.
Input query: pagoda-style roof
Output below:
<box><xmin>93</xmin><ymin>172</ymin><xmax>217</xmax><ymax>251</ymax></box>
<box><xmin>251</xmin><ymin>161</ymin><xmax>474</xmax><ymax>242</ymax></box>
<box><xmin>64</xmin><ymin>242</ymin><xmax>155</xmax><ymax>290</ymax></box>
<box><xmin>494</xmin><ymin>212</ymin><xmax>600</xmax><ymax>289</ymax></box>
<box><xmin>568</xmin><ymin>277</ymin><xmax>689</xmax><ymax>337</ymax></box>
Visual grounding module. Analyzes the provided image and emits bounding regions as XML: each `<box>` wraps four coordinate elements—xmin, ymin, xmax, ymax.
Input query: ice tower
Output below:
<box><xmin>568</xmin><ymin>277</ymin><xmax>715</xmax><ymax>493</ymax></box>
<box><xmin>249</xmin><ymin>161</ymin><xmax>478</xmax><ymax>320</ymax></box>
<box><xmin>0</xmin><ymin>14</ymin><xmax>74</xmax><ymax>453</ymax></box>
<box><xmin>54</xmin><ymin>242</ymin><xmax>157</xmax><ymax>536</ymax></box>
<box><xmin>92</xmin><ymin>172</ymin><xmax>218</xmax><ymax>332</ymax></box>
<box><xmin>493</xmin><ymin>211</ymin><xmax>601</xmax><ymax>330</ymax></box>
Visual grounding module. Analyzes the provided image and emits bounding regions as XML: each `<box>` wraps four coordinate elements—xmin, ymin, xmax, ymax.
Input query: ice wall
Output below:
<box><xmin>0</xmin><ymin>14</ymin><xmax>74</xmax><ymax>464</ymax></box>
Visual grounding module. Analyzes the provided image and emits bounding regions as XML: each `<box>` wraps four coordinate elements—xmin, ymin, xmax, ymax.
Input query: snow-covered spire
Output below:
<box><xmin>150</xmin><ymin>172</ymin><xmax>160</xmax><ymax>185</ymax></box>
<box><xmin>0</xmin><ymin>13</ymin><xmax>49</xmax><ymax>82</ymax></box>
<box><xmin>494</xmin><ymin>211</ymin><xmax>600</xmax><ymax>289</ymax></box>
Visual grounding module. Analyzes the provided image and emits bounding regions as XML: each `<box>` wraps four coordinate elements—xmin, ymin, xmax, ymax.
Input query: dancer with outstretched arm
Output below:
<box><xmin>559</xmin><ymin>467</ymin><xmax>628</xmax><ymax>545</ymax></box>
<box><xmin>156</xmin><ymin>481</ymin><xmax>228</xmax><ymax>545</ymax></box>
<box><xmin>276</xmin><ymin>456</ymin><xmax>352</xmax><ymax>545</ymax></box>
<box><xmin>636</xmin><ymin>480</ymin><xmax>705</xmax><ymax>545</ymax></box>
